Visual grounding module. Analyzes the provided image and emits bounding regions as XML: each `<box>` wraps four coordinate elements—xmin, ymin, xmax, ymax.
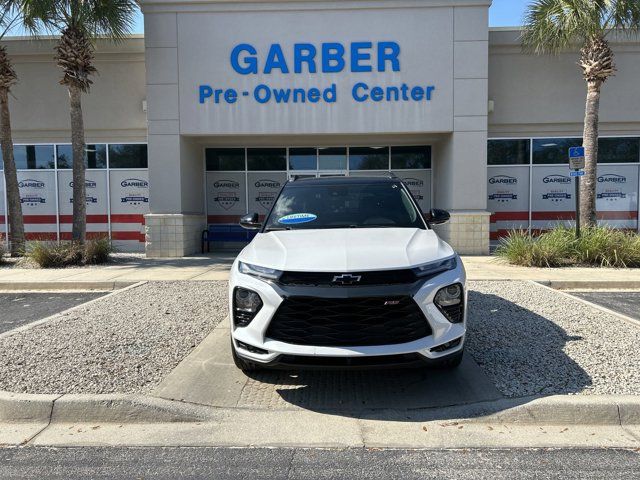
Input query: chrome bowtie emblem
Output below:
<box><xmin>332</xmin><ymin>274</ymin><xmax>362</xmax><ymax>285</ymax></box>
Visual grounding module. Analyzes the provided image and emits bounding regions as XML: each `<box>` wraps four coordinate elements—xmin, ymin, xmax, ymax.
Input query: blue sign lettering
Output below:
<box><xmin>201</xmin><ymin>40</ymin><xmax>433</xmax><ymax>107</ymax></box>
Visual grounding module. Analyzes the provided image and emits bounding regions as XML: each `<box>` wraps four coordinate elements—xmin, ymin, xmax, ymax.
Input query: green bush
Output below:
<box><xmin>496</xmin><ymin>226</ymin><xmax>640</xmax><ymax>268</ymax></box>
<box><xmin>575</xmin><ymin>227</ymin><xmax>640</xmax><ymax>268</ymax></box>
<box><xmin>83</xmin><ymin>237</ymin><xmax>114</xmax><ymax>265</ymax></box>
<box><xmin>28</xmin><ymin>239</ymin><xmax>114</xmax><ymax>268</ymax></box>
<box><xmin>28</xmin><ymin>241</ymin><xmax>84</xmax><ymax>268</ymax></box>
<box><xmin>495</xmin><ymin>229</ymin><xmax>573</xmax><ymax>267</ymax></box>
<box><xmin>0</xmin><ymin>242</ymin><xmax>6</xmax><ymax>264</ymax></box>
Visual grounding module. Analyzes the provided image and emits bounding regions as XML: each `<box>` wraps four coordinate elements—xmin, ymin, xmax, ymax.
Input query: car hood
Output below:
<box><xmin>238</xmin><ymin>228</ymin><xmax>455</xmax><ymax>272</ymax></box>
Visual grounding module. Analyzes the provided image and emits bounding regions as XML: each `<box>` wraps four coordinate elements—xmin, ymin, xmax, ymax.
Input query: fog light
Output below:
<box><xmin>434</xmin><ymin>283</ymin><xmax>464</xmax><ymax>323</ymax></box>
<box><xmin>233</xmin><ymin>287</ymin><xmax>263</xmax><ymax>327</ymax></box>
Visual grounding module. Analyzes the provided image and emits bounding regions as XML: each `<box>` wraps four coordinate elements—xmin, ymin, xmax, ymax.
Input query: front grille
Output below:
<box><xmin>266</xmin><ymin>296</ymin><xmax>431</xmax><ymax>347</ymax></box>
<box><xmin>278</xmin><ymin>269</ymin><xmax>417</xmax><ymax>287</ymax></box>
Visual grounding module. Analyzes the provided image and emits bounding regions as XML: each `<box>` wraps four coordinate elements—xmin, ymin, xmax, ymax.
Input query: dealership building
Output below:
<box><xmin>1</xmin><ymin>0</ymin><xmax>639</xmax><ymax>256</ymax></box>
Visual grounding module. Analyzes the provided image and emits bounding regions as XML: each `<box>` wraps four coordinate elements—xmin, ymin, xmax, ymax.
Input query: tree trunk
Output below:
<box><xmin>69</xmin><ymin>85</ymin><xmax>86</xmax><ymax>244</ymax></box>
<box><xmin>580</xmin><ymin>81</ymin><xmax>600</xmax><ymax>229</ymax></box>
<box><xmin>0</xmin><ymin>87</ymin><xmax>25</xmax><ymax>256</ymax></box>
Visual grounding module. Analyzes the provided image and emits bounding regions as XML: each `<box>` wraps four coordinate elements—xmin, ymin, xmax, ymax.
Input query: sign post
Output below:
<box><xmin>569</xmin><ymin>147</ymin><xmax>585</xmax><ymax>238</ymax></box>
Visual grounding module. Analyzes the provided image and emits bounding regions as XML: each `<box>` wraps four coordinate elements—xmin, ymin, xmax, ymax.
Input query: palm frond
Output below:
<box><xmin>604</xmin><ymin>0</ymin><xmax>640</xmax><ymax>32</ymax></box>
<box><xmin>21</xmin><ymin>0</ymin><xmax>137</xmax><ymax>40</ymax></box>
<box><xmin>521</xmin><ymin>0</ymin><xmax>606</xmax><ymax>54</ymax></box>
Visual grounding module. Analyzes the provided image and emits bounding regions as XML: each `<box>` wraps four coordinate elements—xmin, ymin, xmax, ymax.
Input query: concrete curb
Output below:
<box><xmin>0</xmin><ymin>281</ymin><xmax>137</xmax><ymax>291</ymax></box>
<box><xmin>1</xmin><ymin>390</ymin><xmax>639</xmax><ymax>427</ymax></box>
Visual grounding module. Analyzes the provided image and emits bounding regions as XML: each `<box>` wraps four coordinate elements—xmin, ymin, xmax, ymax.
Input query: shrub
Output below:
<box><xmin>575</xmin><ymin>227</ymin><xmax>640</xmax><ymax>268</ymax></box>
<box><xmin>495</xmin><ymin>229</ymin><xmax>573</xmax><ymax>267</ymax></box>
<box><xmin>28</xmin><ymin>241</ymin><xmax>84</xmax><ymax>268</ymax></box>
<box><xmin>28</xmin><ymin>239</ymin><xmax>114</xmax><ymax>268</ymax></box>
<box><xmin>83</xmin><ymin>237</ymin><xmax>114</xmax><ymax>265</ymax></box>
<box><xmin>496</xmin><ymin>226</ymin><xmax>640</xmax><ymax>268</ymax></box>
<box><xmin>0</xmin><ymin>242</ymin><xmax>5</xmax><ymax>264</ymax></box>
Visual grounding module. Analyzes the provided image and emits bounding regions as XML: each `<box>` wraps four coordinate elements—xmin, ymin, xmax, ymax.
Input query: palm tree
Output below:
<box><xmin>22</xmin><ymin>0</ymin><xmax>137</xmax><ymax>244</ymax></box>
<box><xmin>0</xmin><ymin>4</ymin><xmax>25</xmax><ymax>256</ymax></box>
<box><xmin>522</xmin><ymin>1</ymin><xmax>640</xmax><ymax>229</ymax></box>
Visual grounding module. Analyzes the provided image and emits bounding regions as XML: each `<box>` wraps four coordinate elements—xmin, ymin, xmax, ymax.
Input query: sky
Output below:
<box><xmin>8</xmin><ymin>1</ymin><xmax>530</xmax><ymax>36</ymax></box>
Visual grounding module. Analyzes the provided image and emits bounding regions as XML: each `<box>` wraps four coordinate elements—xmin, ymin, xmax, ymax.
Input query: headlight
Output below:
<box><xmin>434</xmin><ymin>283</ymin><xmax>464</xmax><ymax>323</ymax></box>
<box><xmin>238</xmin><ymin>261</ymin><xmax>282</xmax><ymax>281</ymax></box>
<box><xmin>434</xmin><ymin>284</ymin><xmax>462</xmax><ymax>306</ymax></box>
<box><xmin>412</xmin><ymin>256</ymin><xmax>457</xmax><ymax>278</ymax></box>
<box><xmin>233</xmin><ymin>287</ymin><xmax>263</xmax><ymax>328</ymax></box>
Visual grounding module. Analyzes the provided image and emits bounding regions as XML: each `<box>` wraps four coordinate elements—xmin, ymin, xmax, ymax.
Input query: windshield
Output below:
<box><xmin>263</xmin><ymin>182</ymin><xmax>426</xmax><ymax>231</ymax></box>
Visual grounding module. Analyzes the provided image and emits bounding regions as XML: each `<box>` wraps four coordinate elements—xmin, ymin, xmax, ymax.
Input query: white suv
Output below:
<box><xmin>229</xmin><ymin>176</ymin><xmax>466</xmax><ymax>371</ymax></box>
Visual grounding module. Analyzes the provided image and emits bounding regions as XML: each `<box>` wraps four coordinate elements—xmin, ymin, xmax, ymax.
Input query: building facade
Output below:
<box><xmin>0</xmin><ymin>0</ymin><xmax>638</xmax><ymax>256</ymax></box>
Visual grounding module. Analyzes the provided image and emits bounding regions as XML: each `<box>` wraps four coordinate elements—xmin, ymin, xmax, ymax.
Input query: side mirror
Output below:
<box><xmin>239</xmin><ymin>213</ymin><xmax>262</xmax><ymax>230</ymax></box>
<box><xmin>426</xmin><ymin>208</ymin><xmax>450</xmax><ymax>225</ymax></box>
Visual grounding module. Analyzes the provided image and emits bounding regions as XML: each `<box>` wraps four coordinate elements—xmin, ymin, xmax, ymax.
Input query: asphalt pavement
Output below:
<box><xmin>0</xmin><ymin>447</ymin><xmax>638</xmax><ymax>479</ymax></box>
<box><xmin>0</xmin><ymin>292</ymin><xmax>106</xmax><ymax>334</ymax></box>
<box><xmin>570</xmin><ymin>291</ymin><xmax>640</xmax><ymax>320</ymax></box>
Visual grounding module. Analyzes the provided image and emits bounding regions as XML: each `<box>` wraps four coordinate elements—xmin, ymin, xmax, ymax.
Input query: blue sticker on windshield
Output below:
<box><xmin>278</xmin><ymin>213</ymin><xmax>317</xmax><ymax>225</ymax></box>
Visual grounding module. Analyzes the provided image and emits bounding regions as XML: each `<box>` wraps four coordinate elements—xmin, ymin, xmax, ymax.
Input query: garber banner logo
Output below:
<box><xmin>543</xmin><ymin>175</ymin><xmax>572</xmax><ymax>184</ymax></box>
<box><xmin>598</xmin><ymin>174</ymin><xmax>626</xmax><ymax>184</ymax></box>
<box><xmin>69</xmin><ymin>180</ymin><xmax>97</xmax><ymax>188</ymax></box>
<box><xmin>19</xmin><ymin>179</ymin><xmax>45</xmax><ymax>188</ymax></box>
<box><xmin>121</xmin><ymin>178</ymin><xmax>149</xmax><ymax>188</ymax></box>
<box><xmin>255</xmin><ymin>179</ymin><xmax>282</xmax><ymax>210</ymax></box>
<box><xmin>214</xmin><ymin>180</ymin><xmax>240</xmax><ymax>189</ymax></box>
<box><xmin>489</xmin><ymin>175</ymin><xmax>517</xmax><ymax>185</ymax></box>
<box><xmin>403</xmin><ymin>178</ymin><xmax>424</xmax><ymax>187</ymax></box>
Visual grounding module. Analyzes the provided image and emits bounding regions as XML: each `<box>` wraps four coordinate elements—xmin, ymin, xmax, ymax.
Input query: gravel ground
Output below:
<box><xmin>0</xmin><ymin>281</ymin><xmax>227</xmax><ymax>394</ymax></box>
<box><xmin>466</xmin><ymin>280</ymin><xmax>640</xmax><ymax>397</ymax></box>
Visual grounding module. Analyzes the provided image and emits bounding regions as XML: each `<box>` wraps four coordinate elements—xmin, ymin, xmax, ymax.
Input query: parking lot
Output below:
<box><xmin>0</xmin><ymin>292</ymin><xmax>106</xmax><ymax>334</ymax></box>
<box><xmin>568</xmin><ymin>291</ymin><xmax>640</xmax><ymax>321</ymax></box>
<box><xmin>1</xmin><ymin>280</ymin><xmax>638</xmax><ymax>412</ymax></box>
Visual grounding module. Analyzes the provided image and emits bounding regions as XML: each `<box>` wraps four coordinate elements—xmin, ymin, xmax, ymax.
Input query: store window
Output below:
<box><xmin>56</xmin><ymin>144</ymin><xmax>107</xmax><ymax>169</ymax></box>
<box><xmin>11</xmin><ymin>145</ymin><xmax>55</xmax><ymax>169</ymax></box>
<box><xmin>488</xmin><ymin>140</ymin><xmax>530</xmax><ymax>165</ymax></box>
<box><xmin>318</xmin><ymin>147</ymin><xmax>347</xmax><ymax>170</ymax></box>
<box><xmin>247</xmin><ymin>148</ymin><xmax>286</xmax><ymax>171</ymax></box>
<box><xmin>206</xmin><ymin>148</ymin><xmax>245</xmax><ymax>171</ymax></box>
<box><xmin>391</xmin><ymin>146</ymin><xmax>431</xmax><ymax>169</ymax></box>
<box><xmin>289</xmin><ymin>148</ymin><xmax>317</xmax><ymax>170</ymax></box>
<box><xmin>598</xmin><ymin>137</ymin><xmax>640</xmax><ymax>163</ymax></box>
<box><xmin>533</xmin><ymin>138</ymin><xmax>582</xmax><ymax>164</ymax></box>
<box><xmin>109</xmin><ymin>144</ymin><xmax>148</xmax><ymax>168</ymax></box>
<box><xmin>349</xmin><ymin>147</ymin><xmax>389</xmax><ymax>170</ymax></box>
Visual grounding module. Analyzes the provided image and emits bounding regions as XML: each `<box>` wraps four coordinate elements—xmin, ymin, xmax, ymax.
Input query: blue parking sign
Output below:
<box><xmin>569</xmin><ymin>146</ymin><xmax>585</xmax><ymax>158</ymax></box>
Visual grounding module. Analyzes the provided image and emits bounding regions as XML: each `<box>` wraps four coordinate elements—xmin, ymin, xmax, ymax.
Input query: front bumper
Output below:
<box><xmin>229</xmin><ymin>261</ymin><xmax>467</xmax><ymax>367</ymax></box>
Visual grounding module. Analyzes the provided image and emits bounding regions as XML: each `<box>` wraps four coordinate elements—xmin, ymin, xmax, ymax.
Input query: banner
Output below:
<box><xmin>0</xmin><ymin>170</ymin><xmax>5</xmax><ymax>241</ymax></box>
<box><xmin>531</xmin><ymin>166</ymin><xmax>576</xmax><ymax>231</ymax></box>
<box><xmin>58</xmin><ymin>170</ymin><xmax>108</xmax><ymax>239</ymax></box>
<box><xmin>487</xmin><ymin>166</ymin><xmax>530</xmax><ymax>240</ymax></box>
<box><xmin>392</xmin><ymin>170</ymin><xmax>432</xmax><ymax>213</ymax></box>
<box><xmin>109</xmin><ymin>170</ymin><xmax>149</xmax><ymax>251</ymax></box>
<box><xmin>206</xmin><ymin>172</ymin><xmax>247</xmax><ymax>222</ymax></box>
<box><xmin>17</xmin><ymin>171</ymin><xmax>57</xmax><ymax>240</ymax></box>
<box><xmin>595</xmin><ymin>165</ymin><xmax>639</xmax><ymax>230</ymax></box>
<box><xmin>247</xmin><ymin>172</ymin><xmax>287</xmax><ymax>217</ymax></box>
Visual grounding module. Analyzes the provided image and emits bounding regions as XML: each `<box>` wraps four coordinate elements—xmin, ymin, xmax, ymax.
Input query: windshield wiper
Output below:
<box><xmin>264</xmin><ymin>226</ymin><xmax>292</xmax><ymax>232</ymax></box>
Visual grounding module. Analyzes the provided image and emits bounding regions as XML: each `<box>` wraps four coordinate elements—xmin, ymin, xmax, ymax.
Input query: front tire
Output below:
<box><xmin>231</xmin><ymin>339</ymin><xmax>262</xmax><ymax>373</ymax></box>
